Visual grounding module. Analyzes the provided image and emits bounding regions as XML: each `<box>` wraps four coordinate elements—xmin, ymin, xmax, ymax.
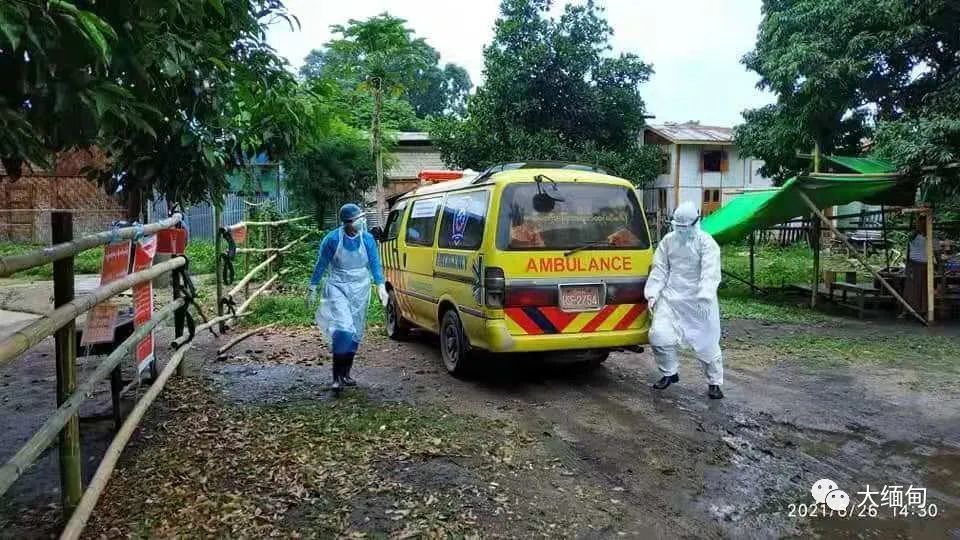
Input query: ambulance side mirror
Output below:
<box><xmin>370</xmin><ymin>226</ymin><xmax>384</xmax><ymax>242</ymax></box>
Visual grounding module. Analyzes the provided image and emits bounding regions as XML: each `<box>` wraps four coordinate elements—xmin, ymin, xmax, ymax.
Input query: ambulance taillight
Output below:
<box><xmin>504</xmin><ymin>286</ymin><xmax>557</xmax><ymax>307</ymax></box>
<box><xmin>606</xmin><ymin>282</ymin><xmax>647</xmax><ymax>305</ymax></box>
<box><xmin>484</xmin><ymin>267</ymin><xmax>505</xmax><ymax>308</ymax></box>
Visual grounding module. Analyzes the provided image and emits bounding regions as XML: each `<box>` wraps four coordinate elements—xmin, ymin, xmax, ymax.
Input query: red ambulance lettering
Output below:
<box><xmin>526</xmin><ymin>256</ymin><xmax>636</xmax><ymax>273</ymax></box>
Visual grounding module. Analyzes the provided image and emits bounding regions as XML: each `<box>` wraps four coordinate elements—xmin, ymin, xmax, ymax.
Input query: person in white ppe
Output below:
<box><xmin>644</xmin><ymin>201</ymin><xmax>724</xmax><ymax>399</ymax></box>
<box><xmin>307</xmin><ymin>203</ymin><xmax>389</xmax><ymax>391</ymax></box>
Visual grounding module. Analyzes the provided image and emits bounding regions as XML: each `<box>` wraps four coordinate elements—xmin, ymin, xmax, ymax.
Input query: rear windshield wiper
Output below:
<box><xmin>564</xmin><ymin>241</ymin><xmax>613</xmax><ymax>257</ymax></box>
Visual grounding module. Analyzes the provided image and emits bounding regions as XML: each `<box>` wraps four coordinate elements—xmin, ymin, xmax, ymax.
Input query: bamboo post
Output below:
<box><xmin>60</xmin><ymin>326</ymin><xmax>198</xmax><ymax>540</ymax></box>
<box><xmin>214</xmin><ymin>205</ymin><xmax>225</xmax><ymax>332</ymax></box>
<box><xmin>227</xmin><ymin>253</ymin><xmax>279</xmax><ymax>299</ymax></box>
<box><xmin>0</xmin><ymin>299</ymin><xmax>183</xmax><ymax>497</ymax></box>
<box><xmin>881</xmin><ymin>205</ymin><xmax>890</xmax><ymax>268</ymax></box>
<box><xmin>225</xmin><ymin>232</ymin><xmax>308</xmax><ymax>301</ymax></box>
<box><xmin>52</xmin><ymin>212</ymin><xmax>82</xmax><ymax>513</ymax></box>
<box><xmin>228</xmin><ymin>215</ymin><xmax>310</xmax><ymax>228</ymax></box>
<box><xmin>799</xmin><ymin>192</ymin><xmax>927</xmax><ymax>325</ymax></box>
<box><xmin>0</xmin><ymin>214</ymin><xmax>182</xmax><ymax>278</ymax></box>
<box><xmin>243</xmin><ymin>204</ymin><xmax>250</xmax><ymax>297</ymax></box>
<box><xmin>266</xmin><ymin>224</ymin><xmax>273</xmax><ymax>279</ymax></box>
<box><xmin>925</xmin><ymin>208</ymin><xmax>935</xmax><ymax>323</ymax></box>
<box><xmin>217</xmin><ymin>323</ymin><xmax>277</xmax><ymax>356</ymax></box>
<box><xmin>0</xmin><ymin>257</ymin><xmax>186</xmax><ymax>367</ymax></box>
<box><xmin>811</xmin><ymin>217</ymin><xmax>821</xmax><ymax>308</ymax></box>
<box><xmin>235</xmin><ymin>274</ymin><xmax>279</xmax><ymax>315</ymax></box>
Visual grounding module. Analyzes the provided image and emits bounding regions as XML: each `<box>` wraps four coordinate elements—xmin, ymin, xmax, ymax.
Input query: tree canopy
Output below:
<box><xmin>299</xmin><ymin>14</ymin><xmax>472</xmax><ymax>125</ymax></box>
<box><xmin>1</xmin><ymin>0</ymin><xmax>312</xmax><ymax>207</ymax></box>
<box><xmin>430</xmin><ymin>0</ymin><xmax>660</xmax><ymax>186</ymax></box>
<box><xmin>736</xmin><ymin>0</ymin><xmax>960</xmax><ymax>190</ymax></box>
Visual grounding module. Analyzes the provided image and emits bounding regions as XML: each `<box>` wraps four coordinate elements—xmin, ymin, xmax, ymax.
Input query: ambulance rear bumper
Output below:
<box><xmin>481</xmin><ymin>319</ymin><xmax>648</xmax><ymax>353</ymax></box>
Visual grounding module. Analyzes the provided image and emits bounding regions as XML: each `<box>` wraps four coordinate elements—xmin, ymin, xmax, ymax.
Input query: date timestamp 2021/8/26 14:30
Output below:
<box><xmin>788</xmin><ymin>479</ymin><xmax>939</xmax><ymax>520</ymax></box>
<box><xmin>787</xmin><ymin>502</ymin><xmax>939</xmax><ymax>519</ymax></box>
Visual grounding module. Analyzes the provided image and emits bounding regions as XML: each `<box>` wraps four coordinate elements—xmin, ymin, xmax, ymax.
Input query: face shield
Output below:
<box><xmin>671</xmin><ymin>202</ymin><xmax>701</xmax><ymax>244</ymax></box>
<box><xmin>345</xmin><ymin>214</ymin><xmax>367</xmax><ymax>235</ymax></box>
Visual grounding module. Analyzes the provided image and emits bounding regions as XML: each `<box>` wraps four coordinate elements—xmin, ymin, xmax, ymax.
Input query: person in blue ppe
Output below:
<box><xmin>307</xmin><ymin>203</ymin><xmax>389</xmax><ymax>391</ymax></box>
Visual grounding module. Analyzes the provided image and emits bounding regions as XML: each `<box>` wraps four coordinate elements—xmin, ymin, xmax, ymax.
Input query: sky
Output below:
<box><xmin>267</xmin><ymin>0</ymin><xmax>775</xmax><ymax>127</ymax></box>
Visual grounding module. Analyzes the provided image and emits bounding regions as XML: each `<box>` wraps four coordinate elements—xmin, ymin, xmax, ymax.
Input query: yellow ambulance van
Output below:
<box><xmin>375</xmin><ymin>162</ymin><xmax>653</xmax><ymax>374</ymax></box>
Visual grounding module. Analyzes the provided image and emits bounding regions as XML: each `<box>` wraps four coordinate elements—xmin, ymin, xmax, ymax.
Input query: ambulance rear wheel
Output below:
<box><xmin>386</xmin><ymin>289</ymin><xmax>409</xmax><ymax>340</ymax></box>
<box><xmin>440</xmin><ymin>309</ymin><xmax>471</xmax><ymax>375</ymax></box>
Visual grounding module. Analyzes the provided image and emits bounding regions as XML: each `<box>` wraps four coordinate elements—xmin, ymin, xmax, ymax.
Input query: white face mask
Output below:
<box><xmin>673</xmin><ymin>224</ymin><xmax>695</xmax><ymax>243</ymax></box>
<box><xmin>345</xmin><ymin>216</ymin><xmax>367</xmax><ymax>235</ymax></box>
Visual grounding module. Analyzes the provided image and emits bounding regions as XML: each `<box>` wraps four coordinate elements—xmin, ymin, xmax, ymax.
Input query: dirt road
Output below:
<box><xmin>198</xmin><ymin>317</ymin><xmax>960</xmax><ymax>538</ymax></box>
<box><xmin>2</xmin><ymin>315</ymin><xmax>958</xmax><ymax>538</ymax></box>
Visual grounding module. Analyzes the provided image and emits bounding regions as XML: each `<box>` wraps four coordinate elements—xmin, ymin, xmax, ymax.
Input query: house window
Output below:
<box><xmin>659</xmin><ymin>148</ymin><xmax>671</xmax><ymax>175</ymax></box>
<box><xmin>657</xmin><ymin>189</ymin><xmax>668</xmax><ymax>212</ymax></box>
<box><xmin>701</xmin><ymin>149</ymin><xmax>728</xmax><ymax>172</ymax></box>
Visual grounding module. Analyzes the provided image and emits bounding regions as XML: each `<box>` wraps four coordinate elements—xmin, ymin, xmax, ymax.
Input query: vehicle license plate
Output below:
<box><xmin>560</xmin><ymin>285</ymin><xmax>602</xmax><ymax>311</ymax></box>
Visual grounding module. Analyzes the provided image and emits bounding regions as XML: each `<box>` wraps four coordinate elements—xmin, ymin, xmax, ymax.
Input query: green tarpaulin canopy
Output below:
<box><xmin>702</xmin><ymin>170</ymin><xmax>917</xmax><ymax>245</ymax></box>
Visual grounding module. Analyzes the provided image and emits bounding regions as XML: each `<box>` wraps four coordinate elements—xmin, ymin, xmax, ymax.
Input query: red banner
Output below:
<box><xmin>156</xmin><ymin>228</ymin><xmax>188</xmax><ymax>255</ymax></box>
<box><xmin>81</xmin><ymin>303</ymin><xmax>120</xmax><ymax>346</ymax></box>
<box><xmin>100</xmin><ymin>241</ymin><xmax>131</xmax><ymax>285</ymax></box>
<box><xmin>133</xmin><ymin>236</ymin><xmax>157</xmax><ymax>373</ymax></box>
<box><xmin>232</xmin><ymin>225</ymin><xmax>247</xmax><ymax>245</ymax></box>
<box><xmin>81</xmin><ymin>241</ymin><xmax>131</xmax><ymax>346</ymax></box>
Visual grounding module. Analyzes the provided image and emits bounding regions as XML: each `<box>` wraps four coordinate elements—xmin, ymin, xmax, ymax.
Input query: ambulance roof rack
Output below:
<box><xmin>472</xmin><ymin>161</ymin><xmax>610</xmax><ymax>184</ymax></box>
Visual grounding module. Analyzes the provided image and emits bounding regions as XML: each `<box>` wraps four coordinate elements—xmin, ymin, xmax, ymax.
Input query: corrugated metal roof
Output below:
<box><xmin>646</xmin><ymin>123</ymin><xmax>734</xmax><ymax>144</ymax></box>
<box><xmin>385</xmin><ymin>149</ymin><xmax>446</xmax><ymax>180</ymax></box>
<box><xmin>396</xmin><ymin>131</ymin><xmax>431</xmax><ymax>142</ymax></box>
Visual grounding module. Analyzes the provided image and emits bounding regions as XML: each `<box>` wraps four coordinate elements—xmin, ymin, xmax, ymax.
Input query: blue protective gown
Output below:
<box><xmin>310</xmin><ymin>229</ymin><xmax>385</xmax><ymax>354</ymax></box>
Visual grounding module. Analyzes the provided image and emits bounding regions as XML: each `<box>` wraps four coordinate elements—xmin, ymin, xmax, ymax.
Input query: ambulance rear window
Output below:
<box><xmin>496</xmin><ymin>183</ymin><xmax>649</xmax><ymax>251</ymax></box>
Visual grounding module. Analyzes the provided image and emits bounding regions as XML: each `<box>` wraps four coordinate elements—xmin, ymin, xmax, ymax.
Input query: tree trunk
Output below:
<box><xmin>372</xmin><ymin>81</ymin><xmax>386</xmax><ymax>221</ymax></box>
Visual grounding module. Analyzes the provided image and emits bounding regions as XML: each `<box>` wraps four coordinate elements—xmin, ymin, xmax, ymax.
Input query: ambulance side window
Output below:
<box><xmin>405</xmin><ymin>197</ymin><xmax>441</xmax><ymax>246</ymax></box>
<box><xmin>438</xmin><ymin>191</ymin><xmax>489</xmax><ymax>250</ymax></box>
<box><xmin>384</xmin><ymin>200</ymin><xmax>408</xmax><ymax>240</ymax></box>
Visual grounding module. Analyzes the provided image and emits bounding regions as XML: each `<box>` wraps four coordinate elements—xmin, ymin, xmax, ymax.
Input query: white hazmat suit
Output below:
<box><xmin>644</xmin><ymin>202</ymin><xmax>724</xmax><ymax>396</ymax></box>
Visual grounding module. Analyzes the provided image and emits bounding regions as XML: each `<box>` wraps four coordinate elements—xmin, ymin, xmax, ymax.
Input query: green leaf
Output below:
<box><xmin>127</xmin><ymin>113</ymin><xmax>157</xmax><ymax>139</ymax></box>
<box><xmin>207</xmin><ymin>0</ymin><xmax>226</xmax><ymax>16</ymax></box>
<box><xmin>75</xmin><ymin>11</ymin><xmax>112</xmax><ymax>63</ymax></box>
<box><xmin>0</xmin><ymin>8</ymin><xmax>24</xmax><ymax>50</ymax></box>
<box><xmin>202</xmin><ymin>147</ymin><xmax>218</xmax><ymax>166</ymax></box>
<box><xmin>163</xmin><ymin>58</ymin><xmax>179</xmax><ymax>76</ymax></box>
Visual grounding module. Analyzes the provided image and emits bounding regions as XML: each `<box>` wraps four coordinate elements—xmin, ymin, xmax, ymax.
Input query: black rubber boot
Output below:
<box><xmin>708</xmin><ymin>385</ymin><xmax>724</xmax><ymax>399</ymax></box>
<box><xmin>652</xmin><ymin>373</ymin><xmax>679</xmax><ymax>390</ymax></box>
<box><xmin>331</xmin><ymin>355</ymin><xmax>344</xmax><ymax>392</ymax></box>
<box><xmin>341</xmin><ymin>353</ymin><xmax>357</xmax><ymax>387</ymax></box>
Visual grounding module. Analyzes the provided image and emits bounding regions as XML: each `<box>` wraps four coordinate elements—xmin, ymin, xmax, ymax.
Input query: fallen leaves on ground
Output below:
<box><xmin>84</xmin><ymin>377</ymin><xmax>545</xmax><ymax>538</ymax></box>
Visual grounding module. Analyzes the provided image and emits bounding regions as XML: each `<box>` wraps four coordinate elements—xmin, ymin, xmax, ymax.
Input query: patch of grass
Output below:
<box><xmin>771</xmin><ymin>333</ymin><xmax>960</xmax><ymax>374</ymax></box>
<box><xmin>720</xmin><ymin>293</ymin><xmax>831</xmax><ymax>324</ymax></box>
<box><xmin>0</xmin><ymin>242</ymin><xmax>103</xmax><ymax>278</ymax></box>
<box><xmin>184</xmin><ymin>241</ymin><xmax>215</xmax><ymax>274</ymax></box>
<box><xmin>722</xmin><ymin>243</ymin><xmax>812</xmax><ymax>293</ymax></box>
<box><xmin>245</xmin><ymin>292</ymin><xmax>385</xmax><ymax>328</ymax></box>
